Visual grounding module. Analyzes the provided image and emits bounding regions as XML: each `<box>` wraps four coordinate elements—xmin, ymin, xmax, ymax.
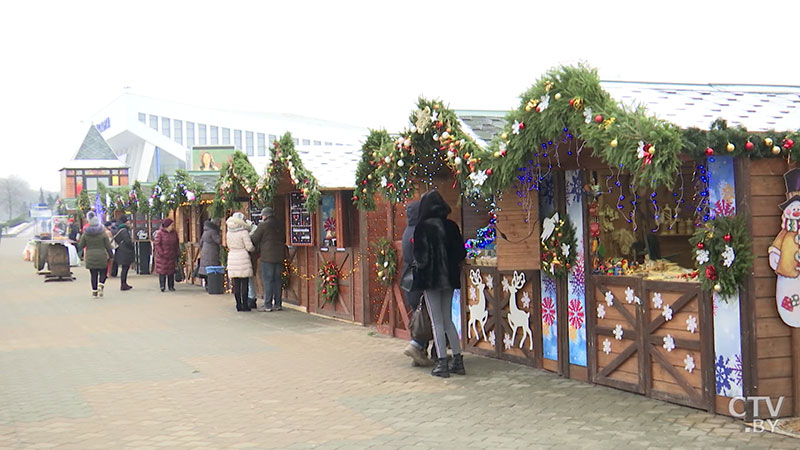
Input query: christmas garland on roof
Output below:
<box><xmin>210</xmin><ymin>151</ymin><xmax>260</xmax><ymax>218</ymax></box>
<box><xmin>257</xmin><ymin>132</ymin><xmax>321</xmax><ymax>213</ymax></box>
<box><xmin>172</xmin><ymin>169</ymin><xmax>201</xmax><ymax>207</ymax></box>
<box><xmin>77</xmin><ymin>189</ymin><xmax>91</xmax><ymax>214</ymax></box>
<box><xmin>354</xmin><ymin>98</ymin><xmax>487</xmax><ymax>209</ymax></box>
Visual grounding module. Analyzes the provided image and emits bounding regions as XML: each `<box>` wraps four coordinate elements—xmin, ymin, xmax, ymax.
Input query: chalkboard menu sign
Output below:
<box><xmin>289</xmin><ymin>191</ymin><xmax>313</xmax><ymax>246</ymax></box>
<box><xmin>249</xmin><ymin>202</ymin><xmax>262</xmax><ymax>226</ymax></box>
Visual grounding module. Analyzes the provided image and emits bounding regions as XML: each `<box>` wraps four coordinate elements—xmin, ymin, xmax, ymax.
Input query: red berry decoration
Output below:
<box><xmin>784</xmin><ymin>139</ymin><xmax>795</xmax><ymax>150</ymax></box>
<box><xmin>696</xmin><ymin>242</ymin><xmax>705</xmax><ymax>250</ymax></box>
<box><xmin>745</xmin><ymin>141</ymin><xmax>754</xmax><ymax>151</ymax></box>
<box><xmin>723</xmin><ymin>233</ymin><xmax>732</xmax><ymax>242</ymax></box>
<box><xmin>569</xmin><ymin>98</ymin><xmax>575</xmax><ymax>107</ymax></box>
<box><xmin>705</xmin><ymin>265</ymin><xmax>718</xmax><ymax>281</ymax></box>
<box><xmin>705</xmin><ymin>147</ymin><xmax>714</xmax><ymax>156</ymax></box>
<box><xmin>486</xmin><ymin>168</ymin><xmax>493</xmax><ymax>175</ymax></box>
<box><xmin>594</xmin><ymin>114</ymin><xmax>603</xmax><ymax>123</ymax></box>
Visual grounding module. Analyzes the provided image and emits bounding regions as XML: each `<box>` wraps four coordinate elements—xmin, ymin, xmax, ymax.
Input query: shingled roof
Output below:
<box><xmin>74</xmin><ymin>125</ymin><xmax>121</xmax><ymax>160</ymax></box>
<box><xmin>601</xmin><ymin>81</ymin><xmax>800</xmax><ymax>132</ymax></box>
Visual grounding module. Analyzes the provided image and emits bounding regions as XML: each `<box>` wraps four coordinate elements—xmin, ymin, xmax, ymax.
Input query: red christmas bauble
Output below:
<box><xmin>705</xmin><ymin>265</ymin><xmax>718</xmax><ymax>281</ymax></box>
<box><xmin>745</xmin><ymin>141</ymin><xmax>754</xmax><ymax>151</ymax></box>
<box><xmin>486</xmin><ymin>168</ymin><xmax>493</xmax><ymax>175</ymax></box>
<box><xmin>784</xmin><ymin>139</ymin><xmax>795</xmax><ymax>150</ymax></box>
<box><xmin>705</xmin><ymin>147</ymin><xmax>714</xmax><ymax>156</ymax></box>
<box><xmin>594</xmin><ymin>115</ymin><xmax>603</xmax><ymax>123</ymax></box>
<box><xmin>723</xmin><ymin>234</ymin><xmax>732</xmax><ymax>242</ymax></box>
<box><xmin>569</xmin><ymin>98</ymin><xmax>576</xmax><ymax>107</ymax></box>
<box><xmin>696</xmin><ymin>242</ymin><xmax>704</xmax><ymax>250</ymax></box>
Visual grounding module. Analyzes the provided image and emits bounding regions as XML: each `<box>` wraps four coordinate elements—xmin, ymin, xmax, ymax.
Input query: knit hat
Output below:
<box><xmin>261</xmin><ymin>207</ymin><xmax>274</xmax><ymax>218</ymax></box>
<box><xmin>162</xmin><ymin>218</ymin><xmax>174</xmax><ymax>228</ymax></box>
<box><xmin>87</xmin><ymin>211</ymin><xmax>100</xmax><ymax>227</ymax></box>
<box><xmin>232</xmin><ymin>212</ymin><xmax>245</xmax><ymax>221</ymax></box>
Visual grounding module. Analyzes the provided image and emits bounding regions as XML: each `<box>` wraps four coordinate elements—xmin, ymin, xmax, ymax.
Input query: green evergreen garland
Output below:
<box><xmin>318</xmin><ymin>260</ymin><xmax>341</xmax><ymax>304</ymax></box>
<box><xmin>210</xmin><ymin>151</ymin><xmax>260</xmax><ymax>218</ymax></box>
<box><xmin>352</xmin><ymin>129</ymin><xmax>391</xmax><ymax>211</ymax></box>
<box><xmin>257</xmin><ymin>132</ymin><xmax>321</xmax><ymax>213</ymax></box>
<box><xmin>77</xmin><ymin>189</ymin><xmax>91</xmax><ymax>214</ymax></box>
<box><xmin>540</xmin><ymin>212</ymin><xmax>577</xmax><ymax>279</ymax></box>
<box><xmin>689</xmin><ymin>216</ymin><xmax>753</xmax><ymax>298</ymax></box>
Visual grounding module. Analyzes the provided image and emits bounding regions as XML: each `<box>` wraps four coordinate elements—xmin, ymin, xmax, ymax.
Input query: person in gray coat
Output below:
<box><xmin>251</xmin><ymin>207</ymin><xmax>286</xmax><ymax>311</ymax></box>
<box><xmin>198</xmin><ymin>218</ymin><xmax>222</xmax><ymax>281</ymax></box>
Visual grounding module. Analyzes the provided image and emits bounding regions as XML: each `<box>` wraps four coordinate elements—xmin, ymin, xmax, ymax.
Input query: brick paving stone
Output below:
<box><xmin>1</xmin><ymin>235</ymin><xmax>799</xmax><ymax>449</ymax></box>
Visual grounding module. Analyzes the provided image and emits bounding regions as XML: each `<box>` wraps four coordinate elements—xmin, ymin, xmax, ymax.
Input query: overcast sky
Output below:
<box><xmin>2</xmin><ymin>0</ymin><xmax>797</xmax><ymax>192</ymax></box>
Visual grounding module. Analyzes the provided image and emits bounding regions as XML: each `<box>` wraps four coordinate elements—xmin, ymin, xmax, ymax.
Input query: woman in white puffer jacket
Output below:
<box><xmin>226</xmin><ymin>212</ymin><xmax>255</xmax><ymax>311</ymax></box>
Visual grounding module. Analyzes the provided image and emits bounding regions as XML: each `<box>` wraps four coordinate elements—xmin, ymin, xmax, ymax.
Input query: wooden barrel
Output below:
<box><xmin>34</xmin><ymin>241</ymin><xmax>47</xmax><ymax>271</ymax></box>
<box><xmin>46</xmin><ymin>243</ymin><xmax>71</xmax><ymax>277</ymax></box>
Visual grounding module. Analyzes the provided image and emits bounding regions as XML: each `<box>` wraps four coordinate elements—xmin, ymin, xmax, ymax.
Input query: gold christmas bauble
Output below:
<box><xmin>765</xmin><ymin>137</ymin><xmax>774</xmax><ymax>147</ymax></box>
<box><xmin>494</xmin><ymin>151</ymin><xmax>501</xmax><ymax>158</ymax></box>
<box><xmin>367</xmin><ymin>174</ymin><xmax>373</xmax><ymax>180</ymax></box>
<box><xmin>362</xmin><ymin>188</ymin><xmax>367</xmax><ymax>193</ymax></box>
<box><xmin>501</xmin><ymin>132</ymin><xmax>508</xmax><ymax>140</ymax></box>
<box><xmin>377</xmin><ymin>271</ymin><xmax>384</xmax><ymax>277</ymax></box>
<box><xmin>714</xmin><ymin>284</ymin><xmax>722</xmax><ymax>293</ymax></box>
<box><xmin>726</xmin><ymin>142</ymin><xmax>735</xmax><ymax>152</ymax></box>
<box><xmin>773</xmin><ymin>146</ymin><xmax>782</xmax><ymax>155</ymax></box>
<box><xmin>610</xmin><ymin>138</ymin><xmax>618</xmax><ymax>148</ymax></box>
<box><xmin>525</xmin><ymin>104</ymin><xmax>532</xmax><ymax>112</ymax></box>
<box><xmin>554</xmin><ymin>93</ymin><xmax>562</xmax><ymax>100</ymax></box>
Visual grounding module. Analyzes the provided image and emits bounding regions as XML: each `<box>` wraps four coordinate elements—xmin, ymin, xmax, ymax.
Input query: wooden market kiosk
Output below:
<box><xmin>210</xmin><ymin>135</ymin><xmax>375</xmax><ymax>324</ymax></box>
<box><xmin>451</xmin><ymin>66</ymin><xmax>800</xmax><ymax>420</ymax></box>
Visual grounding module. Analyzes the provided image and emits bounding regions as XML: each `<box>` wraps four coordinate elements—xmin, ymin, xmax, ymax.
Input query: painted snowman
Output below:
<box><xmin>768</xmin><ymin>168</ymin><xmax>800</xmax><ymax>327</ymax></box>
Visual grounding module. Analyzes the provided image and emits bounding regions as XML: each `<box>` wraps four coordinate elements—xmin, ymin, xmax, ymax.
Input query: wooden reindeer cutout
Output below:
<box><xmin>503</xmin><ymin>271</ymin><xmax>532</xmax><ymax>350</ymax></box>
<box><xmin>467</xmin><ymin>269</ymin><xmax>488</xmax><ymax>341</ymax></box>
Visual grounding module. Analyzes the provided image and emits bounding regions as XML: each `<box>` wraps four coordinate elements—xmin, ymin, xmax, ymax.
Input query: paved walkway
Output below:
<box><xmin>0</xmin><ymin>234</ymin><xmax>797</xmax><ymax>449</ymax></box>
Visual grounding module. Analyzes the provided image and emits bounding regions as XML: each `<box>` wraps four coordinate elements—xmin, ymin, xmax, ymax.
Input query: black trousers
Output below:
<box><xmin>233</xmin><ymin>277</ymin><xmax>250</xmax><ymax>311</ymax></box>
<box><xmin>89</xmin><ymin>268</ymin><xmax>108</xmax><ymax>290</ymax></box>
<box><xmin>120</xmin><ymin>264</ymin><xmax>130</xmax><ymax>286</ymax></box>
<box><xmin>159</xmin><ymin>274</ymin><xmax>175</xmax><ymax>290</ymax></box>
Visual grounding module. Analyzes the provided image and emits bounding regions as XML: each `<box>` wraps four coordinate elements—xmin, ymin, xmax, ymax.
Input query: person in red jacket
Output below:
<box><xmin>154</xmin><ymin>218</ymin><xmax>180</xmax><ymax>292</ymax></box>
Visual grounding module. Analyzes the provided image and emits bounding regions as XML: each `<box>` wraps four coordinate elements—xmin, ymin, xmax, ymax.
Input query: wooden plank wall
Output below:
<box><xmin>750</xmin><ymin>158</ymin><xmax>795</xmax><ymax>417</ymax></box>
<box><xmin>495</xmin><ymin>190</ymin><xmax>540</xmax><ymax>271</ymax></box>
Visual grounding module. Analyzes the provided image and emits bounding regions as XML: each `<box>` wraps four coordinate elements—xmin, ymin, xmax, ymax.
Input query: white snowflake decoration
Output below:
<box><xmin>613</xmin><ymin>324</ymin><xmax>624</xmax><ymax>340</ymax></box>
<box><xmin>583</xmin><ymin>107</ymin><xmax>593</xmax><ymax>124</ymax></box>
<box><xmin>538</xmin><ymin>94</ymin><xmax>550</xmax><ymax>111</ymax></box>
<box><xmin>486</xmin><ymin>275</ymin><xmax>494</xmax><ymax>290</ymax></box>
<box><xmin>625</xmin><ymin>286</ymin><xmax>635</xmax><ymax>304</ymax></box>
<box><xmin>488</xmin><ymin>330</ymin><xmax>496</xmax><ymax>347</ymax></box>
<box><xmin>634</xmin><ymin>296</ymin><xmax>642</xmax><ymax>305</ymax></box>
<box><xmin>602</xmin><ymin>338</ymin><xmax>612</xmax><ymax>355</ymax></box>
<box><xmin>684</xmin><ymin>354</ymin><xmax>695</xmax><ymax>373</ymax></box>
<box><xmin>469</xmin><ymin>286</ymin><xmax>477</xmax><ymax>301</ymax></box>
<box><xmin>430</xmin><ymin>110</ymin><xmax>439</xmax><ymax>123</ymax></box>
<box><xmin>722</xmin><ymin>245</ymin><xmax>736</xmax><ymax>268</ymax></box>
<box><xmin>561</xmin><ymin>243</ymin><xmax>570</xmax><ymax>258</ymax></box>
<box><xmin>686</xmin><ymin>315</ymin><xmax>698</xmax><ymax>334</ymax></box>
<box><xmin>695</xmin><ymin>249</ymin><xmax>710</xmax><ymax>265</ymax></box>
<box><xmin>380</xmin><ymin>176</ymin><xmax>388</xmax><ymax>187</ymax></box>
<box><xmin>512</xmin><ymin>120</ymin><xmax>524</xmax><ymax>135</ymax></box>
<box><xmin>597</xmin><ymin>303</ymin><xmax>606</xmax><ymax>319</ymax></box>
<box><xmin>652</xmin><ymin>292</ymin><xmax>663</xmax><ymax>309</ymax></box>
<box><xmin>503</xmin><ymin>333</ymin><xmax>513</xmax><ymax>350</ymax></box>
<box><xmin>469</xmin><ymin>169</ymin><xmax>488</xmax><ymax>186</ymax></box>
<box><xmin>521</xmin><ymin>292</ymin><xmax>531</xmax><ymax>309</ymax></box>
<box><xmin>604</xmin><ymin>291</ymin><xmax>614</xmax><ymax>306</ymax></box>
<box><xmin>663</xmin><ymin>334</ymin><xmax>675</xmax><ymax>352</ymax></box>
<box><xmin>662</xmin><ymin>304</ymin><xmax>673</xmax><ymax>321</ymax></box>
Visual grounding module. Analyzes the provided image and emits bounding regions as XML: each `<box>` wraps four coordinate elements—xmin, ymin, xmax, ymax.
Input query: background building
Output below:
<box><xmin>88</xmin><ymin>93</ymin><xmax>369</xmax><ymax>182</ymax></box>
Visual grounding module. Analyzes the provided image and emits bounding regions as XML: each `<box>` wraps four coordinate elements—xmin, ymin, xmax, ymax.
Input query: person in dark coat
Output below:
<box><xmin>76</xmin><ymin>211</ymin><xmax>113</xmax><ymax>298</ymax></box>
<box><xmin>198</xmin><ymin>218</ymin><xmax>221</xmax><ymax>279</ymax></box>
<box><xmin>251</xmin><ymin>207</ymin><xmax>286</xmax><ymax>311</ymax></box>
<box><xmin>113</xmin><ymin>216</ymin><xmax>135</xmax><ymax>291</ymax></box>
<box><xmin>413</xmin><ymin>190</ymin><xmax>467</xmax><ymax>378</ymax></box>
<box><xmin>154</xmin><ymin>218</ymin><xmax>180</xmax><ymax>292</ymax></box>
<box><xmin>401</xmin><ymin>201</ymin><xmax>433</xmax><ymax>367</ymax></box>
<box><xmin>68</xmin><ymin>218</ymin><xmax>80</xmax><ymax>241</ymax></box>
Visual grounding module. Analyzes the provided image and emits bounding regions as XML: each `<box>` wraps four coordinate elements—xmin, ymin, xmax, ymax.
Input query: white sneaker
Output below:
<box><xmin>98</xmin><ymin>283</ymin><xmax>104</xmax><ymax>297</ymax></box>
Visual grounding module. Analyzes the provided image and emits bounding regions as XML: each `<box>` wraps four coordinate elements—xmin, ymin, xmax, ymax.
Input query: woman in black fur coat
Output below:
<box><xmin>412</xmin><ymin>190</ymin><xmax>467</xmax><ymax>378</ymax></box>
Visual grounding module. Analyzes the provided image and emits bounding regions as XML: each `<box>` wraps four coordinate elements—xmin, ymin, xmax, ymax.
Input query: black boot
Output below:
<box><xmin>449</xmin><ymin>354</ymin><xmax>465</xmax><ymax>375</ymax></box>
<box><xmin>431</xmin><ymin>358</ymin><xmax>450</xmax><ymax>378</ymax></box>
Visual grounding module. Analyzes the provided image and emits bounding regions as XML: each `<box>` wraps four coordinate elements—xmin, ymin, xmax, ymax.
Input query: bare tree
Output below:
<box><xmin>0</xmin><ymin>176</ymin><xmax>29</xmax><ymax>221</ymax></box>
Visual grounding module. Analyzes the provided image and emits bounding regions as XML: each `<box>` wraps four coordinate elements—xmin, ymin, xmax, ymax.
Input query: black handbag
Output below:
<box><xmin>175</xmin><ymin>263</ymin><xmax>184</xmax><ymax>282</ymax></box>
<box><xmin>400</xmin><ymin>263</ymin><xmax>415</xmax><ymax>293</ymax></box>
<box><xmin>410</xmin><ymin>294</ymin><xmax>433</xmax><ymax>343</ymax></box>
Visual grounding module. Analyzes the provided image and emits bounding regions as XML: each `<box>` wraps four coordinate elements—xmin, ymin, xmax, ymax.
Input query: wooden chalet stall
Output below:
<box><xmin>212</xmin><ymin>134</ymin><xmax>375</xmax><ymax>324</ymax></box>
<box><xmin>454</xmin><ymin>65</ymin><xmax>800</xmax><ymax>420</ymax></box>
<box><xmin>174</xmin><ymin>173</ymin><xmax>218</xmax><ymax>285</ymax></box>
